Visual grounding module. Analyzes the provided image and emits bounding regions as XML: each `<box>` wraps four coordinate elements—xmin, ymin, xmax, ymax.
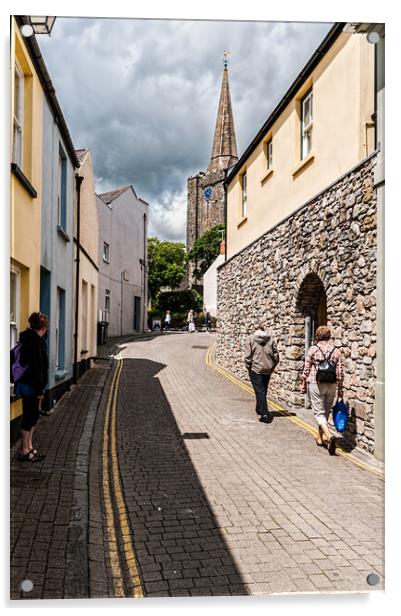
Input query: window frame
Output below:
<box><xmin>12</xmin><ymin>63</ymin><xmax>24</xmax><ymax>168</ymax></box>
<box><xmin>241</xmin><ymin>172</ymin><xmax>248</xmax><ymax>218</ymax></box>
<box><xmin>55</xmin><ymin>287</ymin><xmax>66</xmax><ymax>371</ymax></box>
<box><xmin>104</xmin><ymin>289</ymin><xmax>111</xmax><ymax>322</ymax></box>
<box><xmin>301</xmin><ymin>88</ymin><xmax>313</xmax><ymax>160</ymax></box>
<box><xmin>103</xmin><ymin>241</ymin><xmax>110</xmax><ymax>263</ymax></box>
<box><xmin>57</xmin><ymin>144</ymin><xmax>67</xmax><ymax>231</ymax></box>
<box><xmin>266</xmin><ymin>138</ymin><xmax>273</xmax><ymax>170</ymax></box>
<box><xmin>10</xmin><ymin>266</ymin><xmax>20</xmax><ymax>350</ymax></box>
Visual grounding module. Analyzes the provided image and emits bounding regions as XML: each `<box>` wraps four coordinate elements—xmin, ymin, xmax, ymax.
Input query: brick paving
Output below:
<box><xmin>117</xmin><ymin>333</ymin><xmax>384</xmax><ymax>596</ymax></box>
<box><xmin>10</xmin><ymin>331</ymin><xmax>384</xmax><ymax>599</ymax></box>
<box><xmin>10</xmin><ymin>361</ymin><xmax>112</xmax><ymax>599</ymax></box>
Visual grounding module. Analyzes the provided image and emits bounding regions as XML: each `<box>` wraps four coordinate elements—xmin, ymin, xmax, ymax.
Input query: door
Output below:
<box><xmin>133</xmin><ymin>296</ymin><xmax>141</xmax><ymax>332</ymax></box>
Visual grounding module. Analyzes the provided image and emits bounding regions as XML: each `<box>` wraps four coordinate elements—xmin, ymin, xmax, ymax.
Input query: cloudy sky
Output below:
<box><xmin>38</xmin><ymin>17</ymin><xmax>333</xmax><ymax>242</ymax></box>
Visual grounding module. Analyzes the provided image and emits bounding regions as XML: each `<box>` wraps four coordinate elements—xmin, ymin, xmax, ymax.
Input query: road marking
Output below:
<box><xmin>102</xmin><ymin>353</ymin><xmax>144</xmax><ymax>598</ymax></box>
<box><xmin>102</xmin><ymin>359</ymin><xmax>125</xmax><ymax>597</ymax></box>
<box><xmin>111</xmin><ymin>353</ymin><xmax>143</xmax><ymax>597</ymax></box>
<box><xmin>206</xmin><ymin>345</ymin><xmax>384</xmax><ymax>480</ymax></box>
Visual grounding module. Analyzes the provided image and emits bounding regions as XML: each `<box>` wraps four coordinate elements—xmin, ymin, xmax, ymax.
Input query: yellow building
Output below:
<box><xmin>226</xmin><ymin>26</ymin><xmax>375</xmax><ymax>259</ymax></box>
<box><xmin>216</xmin><ymin>23</ymin><xmax>382</xmax><ymax>455</ymax></box>
<box><xmin>10</xmin><ymin>17</ymin><xmax>44</xmax><ymax>424</ymax></box>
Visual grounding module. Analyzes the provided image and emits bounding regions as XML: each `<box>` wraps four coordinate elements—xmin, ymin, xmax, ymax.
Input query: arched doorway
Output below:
<box><xmin>295</xmin><ymin>273</ymin><xmax>327</xmax><ymax>406</ymax></box>
<box><xmin>296</xmin><ymin>273</ymin><xmax>327</xmax><ymax>352</ymax></box>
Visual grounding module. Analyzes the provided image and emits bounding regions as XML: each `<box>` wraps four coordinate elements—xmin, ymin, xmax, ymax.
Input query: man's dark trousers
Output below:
<box><xmin>249</xmin><ymin>371</ymin><xmax>271</xmax><ymax>418</ymax></box>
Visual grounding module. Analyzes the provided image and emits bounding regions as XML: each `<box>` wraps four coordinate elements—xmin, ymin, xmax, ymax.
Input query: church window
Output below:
<box><xmin>301</xmin><ymin>89</ymin><xmax>313</xmax><ymax>159</ymax></box>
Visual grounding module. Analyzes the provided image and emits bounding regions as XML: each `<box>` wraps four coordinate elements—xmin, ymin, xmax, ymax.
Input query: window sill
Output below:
<box><xmin>292</xmin><ymin>151</ymin><xmax>315</xmax><ymax>178</ymax></box>
<box><xmin>57</xmin><ymin>225</ymin><xmax>71</xmax><ymax>242</ymax></box>
<box><xmin>260</xmin><ymin>168</ymin><xmax>274</xmax><ymax>184</ymax></box>
<box><xmin>55</xmin><ymin>370</ymin><xmax>68</xmax><ymax>381</ymax></box>
<box><xmin>11</xmin><ymin>163</ymin><xmax>38</xmax><ymax>198</ymax></box>
<box><xmin>237</xmin><ymin>216</ymin><xmax>248</xmax><ymax>229</ymax></box>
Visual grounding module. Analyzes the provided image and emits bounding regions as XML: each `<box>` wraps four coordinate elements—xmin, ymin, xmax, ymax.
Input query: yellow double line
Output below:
<box><xmin>206</xmin><ymin>345</ymin><xmax>384</xmax><ymax>480</ymax></box>
<box><xmin>102</xmin><ymin>352</ymin><xmax>144</xmax><ymax>598</ymax></box>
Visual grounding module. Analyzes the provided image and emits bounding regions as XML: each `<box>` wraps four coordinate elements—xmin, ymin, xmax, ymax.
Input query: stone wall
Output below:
<box><xmin>216</xmin><ymin>154</ymin><xmax>377</xmax><ymax>453</ymax></box>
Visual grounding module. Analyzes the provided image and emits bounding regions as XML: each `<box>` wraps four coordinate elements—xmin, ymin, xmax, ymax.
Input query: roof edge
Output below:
<box><xmin>226</xmin><ymin>22</ymin><xmax>346</xmax><ymax>183</ymax></box>
<box><xmin>14</xmin><ymin>16</ymin><xmax>80</xmax><ymax>168</ymax></box>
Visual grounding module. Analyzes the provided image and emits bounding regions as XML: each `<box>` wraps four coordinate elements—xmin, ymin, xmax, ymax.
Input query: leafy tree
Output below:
<box><xmin>155</xmin><ymin>289</ymin><xmax>204</xmax><ymax>313</ymax></box>
<box><xmin>147</xmin><ymin>237</ymin><xmax>187</xmax><ymax>299</ymax></box>
<box><xmin>187</xmin><ymin>224</ymin><xmax>225</xmax><ymax>281</ymax></box>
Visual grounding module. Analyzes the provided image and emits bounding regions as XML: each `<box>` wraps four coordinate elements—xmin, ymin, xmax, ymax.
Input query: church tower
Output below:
<box><xmin>186</xmin><ymin>55</ymin><xmax>238</xmax><ymax>286</ymax></box>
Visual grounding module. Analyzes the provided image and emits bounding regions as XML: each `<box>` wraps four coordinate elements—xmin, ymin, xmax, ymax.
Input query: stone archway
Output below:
<box><xmin>296</xmin><ymin>273</ymin><xmax>327</xmax><ymax>349</ymax></box>
<box><xmin>287</xmin><ymin>272</ymin><xmax>328</xmax><ymax>407</ymax></box>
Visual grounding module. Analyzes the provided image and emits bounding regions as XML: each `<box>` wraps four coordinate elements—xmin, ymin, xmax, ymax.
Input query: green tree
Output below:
<box><xmin>147</xmin><ymin>237</ymin><xmax>187</xmax><ymax>299</ymax></box>
<box><xmin>188</xmin><ymin>224</ymin><xmax>224</xmax><ymax>281</ymax></box>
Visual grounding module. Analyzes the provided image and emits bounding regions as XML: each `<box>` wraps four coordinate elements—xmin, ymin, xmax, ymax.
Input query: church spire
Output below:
<box><xmin>207</xmin><ymin>54</ymin><xmax>238</xmax><ymax>173</ymax></box>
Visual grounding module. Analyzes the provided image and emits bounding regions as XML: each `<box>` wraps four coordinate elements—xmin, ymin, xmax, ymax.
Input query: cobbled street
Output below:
<box><xmin>11</xmin><ymin>333</ymin><xmax>384</xmax><ymax>599</ymax></box>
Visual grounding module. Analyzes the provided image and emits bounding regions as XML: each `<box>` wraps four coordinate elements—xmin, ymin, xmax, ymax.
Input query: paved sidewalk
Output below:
<box><xmin>116</xmin><ymin>333</ymin><xmax>384</xmax><ymax>596</ymax></box>
<box><xmin>10</xmin><ymin>331</ymin><xmax>384</xmax><ymax>599</ymax></box>
<box><xmin>10</xmin><ymin>360</ymin><xmax>112</xmax><ymax>599</ymax></box>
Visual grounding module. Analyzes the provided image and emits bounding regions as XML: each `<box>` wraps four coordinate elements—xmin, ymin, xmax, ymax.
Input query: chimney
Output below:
<box><xmin>220</xmin><ymin>240</ymin><xmax>226</xmax><ymax>255</ymax></box>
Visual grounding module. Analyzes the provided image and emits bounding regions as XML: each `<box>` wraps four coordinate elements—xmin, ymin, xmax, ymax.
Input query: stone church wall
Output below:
<box><xmin>216</xmin><ymin>154</ymin><xmax>377</xmax><ymax>454</ymax></box>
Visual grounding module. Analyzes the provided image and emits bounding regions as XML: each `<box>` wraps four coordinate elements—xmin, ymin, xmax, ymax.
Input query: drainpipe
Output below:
<box><xmin>73</xmin><ymin>174</ymin><xmax>84</xmax><ymax>383</ymax></box>
<box><xmin>143</xmin><ymin>212</ymin><xmax>147</xmax><ymax>331</ymax></box>
<box><xmin>373</xmin><ymin>30</ymin><xmax>385</xmax><ymax>460</ymax></box>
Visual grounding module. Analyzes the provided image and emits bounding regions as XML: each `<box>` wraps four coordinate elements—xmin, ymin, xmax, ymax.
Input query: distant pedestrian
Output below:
<box><xmin>300</xmin><ymin>325</ymin><xmax>344</xmax><ymax>455</ymax></box>
<box><xmin>164</xmin><ymin>310</ymin><xmax>172</xmax><ymax>331</ymax></box>
<box><xmin>204</xmin><ymin>310</ymin><xmax>212</xmax><ymax>333</ymax></box>
<box><xmin>16</xmin><ymin>312</ymin><xmax>49</xmax><ymax>462</ymax></box>
<box><xmin>244</xmin><ymin>323</ymin><xmax>279</xmax><ymax>423</ymax></box>
<box><xmin>187</xmin><ymin>309</ymin><xmax>196</xmax><ymax>333</ymax></box>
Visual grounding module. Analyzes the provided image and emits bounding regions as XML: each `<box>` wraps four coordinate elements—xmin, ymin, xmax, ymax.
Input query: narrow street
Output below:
<box><xmin>11</xmin><ymin>333</ymin><xmax>384</xmax><ymax>599</ymax></box>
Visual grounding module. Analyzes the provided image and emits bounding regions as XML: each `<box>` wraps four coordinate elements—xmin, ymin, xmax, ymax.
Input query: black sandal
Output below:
<box><xmin>328</xmin><ymin>437</ymin><xmax>337</xmax><ymax>455</ymax></box>
<box><xmin>18</xmin><ymin>451</ymin><xmax>37</xmax><ymax>462</ymax></box>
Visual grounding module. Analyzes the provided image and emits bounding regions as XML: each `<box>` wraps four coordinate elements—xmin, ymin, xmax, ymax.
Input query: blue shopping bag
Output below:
<box><xmin>332</xmin><ymin>399</ymin><xmax>348</xmax><ymax>433</ymax></box>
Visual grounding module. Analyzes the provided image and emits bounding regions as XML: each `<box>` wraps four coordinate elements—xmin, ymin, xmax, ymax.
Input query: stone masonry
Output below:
<box><xmin>216</xmin><ymin>154</ymin><xmax>377</xmax><ymax>454</ymax></box>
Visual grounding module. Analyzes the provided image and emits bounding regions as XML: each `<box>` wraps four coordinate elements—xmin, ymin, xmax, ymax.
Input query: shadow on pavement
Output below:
<box><xmin>117</xmin><ymin>358</ymin><xmax>247</xmax><ymax>598</ymax></box>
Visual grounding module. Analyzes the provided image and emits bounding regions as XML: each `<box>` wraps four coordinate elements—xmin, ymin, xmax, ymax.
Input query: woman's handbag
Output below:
<box><xmin>332</xmin><ymin>399</ymin><xmax>348</xmax><ymax>433</ymax></box>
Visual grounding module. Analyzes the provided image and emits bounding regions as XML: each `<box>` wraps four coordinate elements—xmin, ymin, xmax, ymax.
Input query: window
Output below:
<box><xmin>241</xmin><ymin>172</ymin><xmax>247</xmax><ymax>218</ymax></box>
<box><xmin>56</xmin><ymin>287</ymin><xmax>66</xmax><ymax>371</ymax></box>
<box><xmin>13</xmin><ymin>64</ymin><xmax>24</xmax><ymax>167</ymax></box>
<box><xmin>10</xmin><ymin>268</ymin><xmax>20</xmax><ymax>349</ymax></box>
<box><xmin>57</xmin><ymin>145</ymin><xmax>67</xmax><ymax>230</ymax></box>
<box><xmin>90</xmin><ymin>284</ymin><xmax>96</xmax><ymax>353</ymax></box>
<box><xmin>266</xmin><ymin>139</ymin><xmax>273</xmax><ymax>169</ymax></box>
<box><xmin>103</xmin><ymin>242</ymin><xmax>110</xmax><ymax>262</ymax></box>
<box><xmin>301</xmin><ymin>89</ymin><xmax>313</xmax><ymax>159</ymax></box>
<box><xmin>104</xmin><ymin>289</ymin><xmax>110</xmax><ymax>322</ymax></box>
<box><xmin>81</xmin><ymin>280</ymin><xmax>88</xmax><ymax>352</ymax></box>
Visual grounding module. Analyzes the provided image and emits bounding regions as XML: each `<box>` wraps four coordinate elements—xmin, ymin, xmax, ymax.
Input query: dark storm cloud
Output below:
<box><xmin>39</xmin><ymin>17</ymin><xmax>332</xmax><ymax>241</ymax></box>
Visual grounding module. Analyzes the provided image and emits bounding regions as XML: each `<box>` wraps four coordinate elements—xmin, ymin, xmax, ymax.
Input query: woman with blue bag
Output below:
<box><xmin>15</xmin><ymin>312</ymin><xmax>49</xmax><ymax>462</ymax></box>
<box><xmin>300</xmin><ymin>325</ymin><xmax>344</xmax><ymax>455</ymax></box>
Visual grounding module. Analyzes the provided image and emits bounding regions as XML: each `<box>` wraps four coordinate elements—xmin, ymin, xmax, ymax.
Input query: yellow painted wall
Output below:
<box><xmin>226</xmin><ymin>33</ymin><xmax>375</xmax><ymax>260</ymax></box>
<box><xmin>10</xmin><ymin>18</ymin><xmax>44</xmax><ymax>419</ymax></box>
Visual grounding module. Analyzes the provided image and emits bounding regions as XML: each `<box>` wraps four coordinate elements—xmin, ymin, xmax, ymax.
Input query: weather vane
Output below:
<box><xmin>223</xmin><ymin>50</ymin><xmax>230</xmax><ymax>68</ymax></box>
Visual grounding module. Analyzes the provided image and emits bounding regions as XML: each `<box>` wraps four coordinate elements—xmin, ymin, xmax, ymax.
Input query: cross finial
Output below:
<box><xmin>223</xmin><ymin>50</ymin><xmax>230</xmax><ymax>68</ymax></box>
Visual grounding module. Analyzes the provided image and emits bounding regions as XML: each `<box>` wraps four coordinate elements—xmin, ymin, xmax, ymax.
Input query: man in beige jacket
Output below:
<box><xmin>244</xmin><ymin>324</ymin><xmax>279</xmax><ymax>423</ymax></box>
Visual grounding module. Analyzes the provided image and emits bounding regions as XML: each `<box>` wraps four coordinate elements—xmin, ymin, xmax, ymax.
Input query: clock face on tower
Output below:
<box><xmin>203</xmin><ymin>186</ymin><xmax>213</xmax><ymax>202</ymax></box>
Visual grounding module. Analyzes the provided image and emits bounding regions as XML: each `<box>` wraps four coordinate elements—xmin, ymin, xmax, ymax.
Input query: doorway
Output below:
<box><xmin>296</xmin><ymin>273</ymin><xmax>327</xmax><ymax>406</ymax></box>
